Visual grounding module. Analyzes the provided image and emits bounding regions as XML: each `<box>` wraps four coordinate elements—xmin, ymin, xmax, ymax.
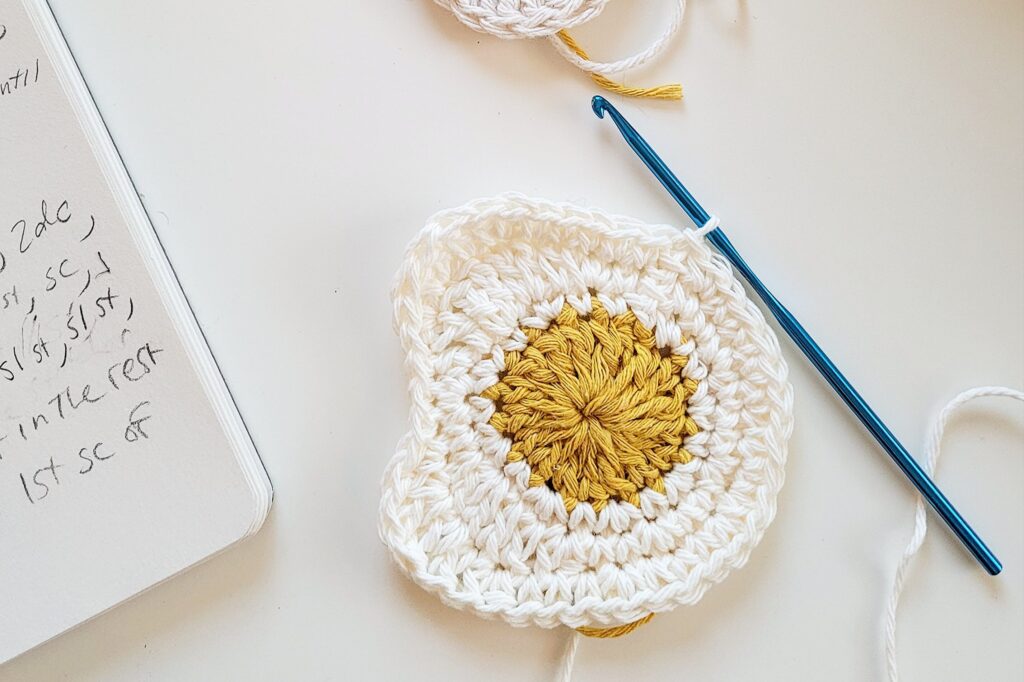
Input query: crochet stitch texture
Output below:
<box><xmin>482</xmin><ymin>300</ymin><xmax>700</xmax><ymax>514</ymax></box>
<box><xmin>433</xmin><ymin>0</ymin><xmax>609</xmax><ymax>38</ymax></box>
<box><xmin>380</xmin><ymin>194</ymin><xmax>794</xmax><ymax>630</ymax></box>
<box><xmin>430</xmin><ymin>0</ymin><xmax>687</xmax><ymax>100</ymax></box>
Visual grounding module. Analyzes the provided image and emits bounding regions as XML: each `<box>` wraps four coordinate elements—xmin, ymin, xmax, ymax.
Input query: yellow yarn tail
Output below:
<box><xmin>577</xmin><ymin>613</ymin><xmax>655</xmax><ymax>638</ymax></box>
<box><xmin>555</xmin><ymin>31</ymin><xmax>682</xmax><ymax>101</ymax></box>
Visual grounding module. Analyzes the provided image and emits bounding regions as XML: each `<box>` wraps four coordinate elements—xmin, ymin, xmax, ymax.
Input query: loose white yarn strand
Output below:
<box><xmin>884</xmin><ymin>386</ymin><xmax>1024</xmax><ymax>682</ymax></box>
<box><xmin>548</xmin><ymin>0</ymin><xmax>686</xmax><ymax>77</ymax></box>
<box><xmin>695</xmin><ymin>214</ymin><xmax>719</xmax><ymax>238</ymax></box>
<box><xmin>556</xmin><ymin>631</ymin><xmax>581</xmax><ymax>682</ymax></box>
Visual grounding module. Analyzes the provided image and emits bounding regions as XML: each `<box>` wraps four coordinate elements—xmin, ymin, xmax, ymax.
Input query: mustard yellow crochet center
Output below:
<box><xmin>482</xmin><ymin>301</ymin><xmax>699</xmax><ymax>513</ymax></box>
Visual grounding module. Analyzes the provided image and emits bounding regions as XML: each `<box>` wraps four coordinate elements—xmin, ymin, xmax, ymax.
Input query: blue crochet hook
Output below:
<box><xmin>592</xmin><ymin>95</ymin><xmax>1002</xmax><ymax>576</ymax></box>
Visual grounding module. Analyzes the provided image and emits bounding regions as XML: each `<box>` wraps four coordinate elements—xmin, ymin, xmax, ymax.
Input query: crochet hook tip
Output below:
<box><xmin>591</xmin><ymin>95</ymin><xmax>610</xmax><ymax>118</ymax></box>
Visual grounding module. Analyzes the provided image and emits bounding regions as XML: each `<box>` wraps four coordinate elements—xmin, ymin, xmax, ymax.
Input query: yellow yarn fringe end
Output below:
<box><xmin>577</xmin><ymin>613</ymin><xmax>655</xmax><ymax>638</ymax></box>
<box><xmin>555</xmin><ymin>31</ymin><xmax>682</xmax><ymax>101</ymax></box>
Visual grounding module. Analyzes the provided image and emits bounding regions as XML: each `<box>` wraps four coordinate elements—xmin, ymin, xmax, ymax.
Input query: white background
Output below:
<box><xmin>4</xmin><ymin>1</ymin><xmax>1022</xmax><ymax>680</ymax></box>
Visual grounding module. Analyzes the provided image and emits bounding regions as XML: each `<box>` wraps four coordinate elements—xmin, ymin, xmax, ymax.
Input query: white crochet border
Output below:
<box><xmin>433</xmin><ymin>0</ymin><xmax>609</xmax><ymax>38</ymax></box>
<box><xmin>381</xmin><ymin>194</ymin><xmax>794</xmax><ymax>629</ymax></box>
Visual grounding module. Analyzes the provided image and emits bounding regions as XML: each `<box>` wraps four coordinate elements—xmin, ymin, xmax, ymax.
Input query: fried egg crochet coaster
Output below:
<box><xmin>380</xmin><ymin>194</ymin><xmax>794</xmax><ymax>633</ymax></box>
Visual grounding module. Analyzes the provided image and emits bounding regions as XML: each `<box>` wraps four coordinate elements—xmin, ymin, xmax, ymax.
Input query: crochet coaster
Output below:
<box><xmin>380</xmin><ymin>194</ymin><xmax>794</xmax><ymax>633</ymax></box>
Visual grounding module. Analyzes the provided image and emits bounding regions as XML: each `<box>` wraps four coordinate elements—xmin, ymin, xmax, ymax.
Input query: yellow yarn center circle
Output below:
<box><xmin>483</xmin><ymin>301</ymin><xmax>699</xmax><ymax>513</ymax></box>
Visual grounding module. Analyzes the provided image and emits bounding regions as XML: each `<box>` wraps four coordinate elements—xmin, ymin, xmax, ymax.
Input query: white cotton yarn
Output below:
<box><xmin>432</xmin><ymin>0</ymin><xmax>687</xmax><ymax>79</ymax></box>
<box><xmin>433</xmin><ymin>0</ymin><xmax>610</xmax><ymax>38</ymax></box>
<box><xmin>884</xmin><ymin>386</ymin><xmax>1024</xmax><ymax>682</ymax></box>
<box><xmin>380</xmin><ymin>194</ymin><xmax>795</xmax><ymax>630</ymax></box>
<box><xmin>547</xmin><ymin>0</ymin><xmax>686</xmax><ymax>77</ymax></box>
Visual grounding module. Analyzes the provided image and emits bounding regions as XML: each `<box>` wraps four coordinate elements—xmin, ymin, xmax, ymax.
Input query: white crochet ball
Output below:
<box><xmin>433</xmin><ymin>0</ymin><xmax>610</xmax><ymax>38</ymax></box>
<box><xmin>380</xmin><ymin>194</ymin><xmax>794</xmax><ymax>630</ymax></box>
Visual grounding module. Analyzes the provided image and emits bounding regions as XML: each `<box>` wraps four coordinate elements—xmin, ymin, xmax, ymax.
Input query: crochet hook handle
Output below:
<box><xmin>591</xmin><ymin>95</ymin><xmax>1002</xmax><ymax>576</ymax></box>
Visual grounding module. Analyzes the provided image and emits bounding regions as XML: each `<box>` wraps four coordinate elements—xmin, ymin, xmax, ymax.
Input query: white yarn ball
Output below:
<box><xmin>380</xmin><ymin>194</ymin><xmax>794</xmax><ymax>630</ymax></box>
<box><xmin>433</xmin><ymin>0</ymin><xmax>610</xmax><ymax>38</ymax></box>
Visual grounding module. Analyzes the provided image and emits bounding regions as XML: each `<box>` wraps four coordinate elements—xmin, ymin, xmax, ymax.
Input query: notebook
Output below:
<box><xmin>0</xmin><ymin>0</ymin><xmax>273</xmax><ymax>664</ymax></box>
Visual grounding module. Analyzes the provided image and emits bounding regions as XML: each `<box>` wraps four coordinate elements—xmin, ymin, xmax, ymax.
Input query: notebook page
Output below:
<box><xmin>0</xmin><ymin>0</ymin><xmax>269</xmax><ymax>663</ymax></box>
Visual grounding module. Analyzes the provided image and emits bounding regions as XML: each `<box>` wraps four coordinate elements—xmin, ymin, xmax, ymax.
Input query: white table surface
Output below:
<box><xmin>4</xmin><ymin>1</ymin><xmax>1022</xmax><ymax>680</ymax></box>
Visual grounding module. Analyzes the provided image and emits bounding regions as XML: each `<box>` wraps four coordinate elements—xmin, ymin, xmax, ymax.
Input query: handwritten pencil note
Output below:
<box><xmin>1</xmin><ymin>201</ymin><xmax>161</xmax><ymax>497</ymax></box>
<box><xmin>0</xmin><ymin>0</ymin><xmax>271</xmax><ymax>664</ymax></box>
